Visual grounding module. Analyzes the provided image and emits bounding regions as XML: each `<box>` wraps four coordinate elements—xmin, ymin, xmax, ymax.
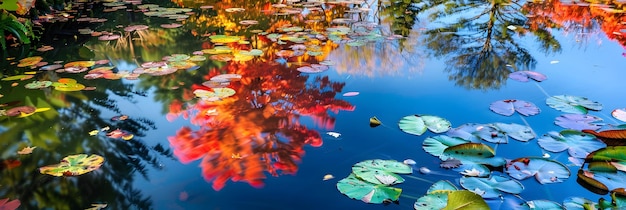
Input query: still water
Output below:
<box><xmin>1</xmin><ymin>0</ymin><xmax>626</xmax><ymax>209</ymax></box>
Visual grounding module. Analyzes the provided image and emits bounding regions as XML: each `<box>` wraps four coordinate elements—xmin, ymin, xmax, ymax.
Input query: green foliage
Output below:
<box><xmin>0</xmin><ymin>9</ymin><xmax>31</xmax><ymax>50</ymax></box>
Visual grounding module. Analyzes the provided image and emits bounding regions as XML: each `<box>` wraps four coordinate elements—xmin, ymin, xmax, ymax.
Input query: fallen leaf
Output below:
<box><xmin>326</xmin><ymin>131</ymin><xmax>341</xmax><ymax>138</ymax></box>
<box><xmin>17</xmin><ymin>146</ymin><xmax>36</xmax><ymax>155</ymax></box>
<box><xmin>89</xmin><ymin>130</ymin><xmax>99</xmax><ymax>136</ymax></box>
<box><xmin>323</xmin><ymin>174</ymin><xmax>334</xmax><ymax>181</ymax></box>
<box><xmin>85</xmin><ymin>203</ymin><xmax>107</xmax><ymax>210</ymax></box>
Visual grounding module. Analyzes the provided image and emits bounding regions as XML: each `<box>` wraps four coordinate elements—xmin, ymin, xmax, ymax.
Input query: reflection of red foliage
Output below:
<box><xmin>168</xmin><ymin>59</ymin><xmax>353</xmax><ymax>190</ymax></box>
<box><xmin>524</xmin><ymin>0</ymin><xmax>626</xmax><ymax>49</ymax></box>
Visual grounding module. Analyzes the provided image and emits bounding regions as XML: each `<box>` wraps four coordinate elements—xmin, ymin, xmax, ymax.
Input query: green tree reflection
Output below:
<box><xmin>0</xmin><ymin>55</ymin><xmax>170</xmax><ymax>209</ymax></box>
<box><xmin>416</xmin><ymin>0</ymin><xmax>561</xmax><ymax>89</ymax></box>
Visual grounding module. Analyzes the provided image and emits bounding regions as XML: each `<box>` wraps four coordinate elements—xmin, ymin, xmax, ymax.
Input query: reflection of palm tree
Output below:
<box><xmin>168</xmin><ymin>60</ymin><xmax>354</xmax><ymax>190</ymax></box>
<box><xmin>415</xmin><ymin>0</ymin><xmax>561</xmax><ymax>89</ymax></box>
<box><xmin>0</xmin><ymin>68</ymin><xmax>171</xmax><ymax>209</ymax></box>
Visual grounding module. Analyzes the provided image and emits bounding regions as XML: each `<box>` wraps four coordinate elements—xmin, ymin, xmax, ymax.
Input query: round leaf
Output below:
<box><xmin>337</xmin><ymin>173</ymin><xmax>402</xmax><ymax>204</ymax></box>
<box><xmin>546</xmin><ymin>95</ymin><xmax>602</xmax><ymax>114</ymax></box>
<box><xmin>39</xmin><ymin>154</ymin><xmax>104</xmax><ymax>176</ymax></box>
<box><xmin>459</xmin><ymin>175</ymin><xmax>524</xmax><ymax>198</ymax></box>
<box><xmin>537</xmin><ymin>130</ymin><xmax>606</xmax><ymax>158</ymax></box>
<box><xmin>399</xmin><ymin>115</ymin><xmax>427</xmax><ymax>136</ymax></box>
<box><xmin>505</xmin><ymin>157</ymin><xmax>570</xmax><ymax>184</ymax></box>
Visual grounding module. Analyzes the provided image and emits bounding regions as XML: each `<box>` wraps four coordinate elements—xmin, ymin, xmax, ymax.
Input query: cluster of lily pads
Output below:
<box><xmin>335</xmin><ymin>69</ymin><xmax>626</xmax><ymax>209</ymax></box>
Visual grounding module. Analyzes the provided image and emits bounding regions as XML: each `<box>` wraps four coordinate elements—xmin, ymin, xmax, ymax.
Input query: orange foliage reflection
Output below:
<box><xmin>524</xmin><ymin>0</ymin><xmax>626</xmax><ymax>49</ymax></box>
<box><xmin>167</xmin><ymin>57</ymin><xmax>354</xmax><ymax>190</ymax></box>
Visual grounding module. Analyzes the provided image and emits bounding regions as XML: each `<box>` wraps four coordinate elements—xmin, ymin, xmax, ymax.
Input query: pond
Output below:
<box><xmin>1</xmin><ymin>0</ymin><xmax>626</xmax><ymax>209</ymax></box>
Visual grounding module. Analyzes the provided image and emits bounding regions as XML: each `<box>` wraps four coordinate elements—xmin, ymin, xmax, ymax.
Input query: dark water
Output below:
<box><xmin>1</xmin><ymin>0</ymin><xmax>626</xmax><ymax>209</ymax></box>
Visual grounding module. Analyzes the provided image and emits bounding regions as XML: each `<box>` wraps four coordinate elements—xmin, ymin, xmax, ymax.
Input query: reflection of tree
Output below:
<box><xmin>0</xmin><ymin>65</ymin><xmax>171</xmax><ymax>209</ymax></box>
<box><xmin>415</xmin><ymin>0</ymin><xmax>561</xmax><ymax>89</ymax></box>
<box><xmin>523</xmin><ymin>0</ymin><xmax>626</xmax><ymax>48</ymax></box>
<box><xmin>168</xmin><ymin>60</ymin><xmax>354</xmax><ymax>190</ymax></box>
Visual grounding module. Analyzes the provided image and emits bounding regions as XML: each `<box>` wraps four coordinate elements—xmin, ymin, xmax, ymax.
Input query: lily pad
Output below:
<box><xmin>493</xmin><ymin>123</ymin><xmax>536</xmax><ymax>142</ymax></box>
<box><xmin>443</xmin><ymin>190</ymin><xmax>489</xmax><ymax>210</ymax></box>
<box><xmin>537</xmin><ymin>130</ymin><xmax>606</xmax><ymax>158</ymax></box>
<box><xmin>337</xmin><ymin>173</ymin><xmax>402</xmax><ymax>204</ymax></box>
<box><xmin>554</xmin><ymin>114</ymin><xmax>602</xmax><ymax>131</ymax></box>
<box><xmin>546</xmin><ymin>95</ymin><xmax>602</xmax><ymax>114</ymax></box>
<box><xmin>443</xmin><ymin>143</ymin><xmax>506</xmax><ymax>166</ymax></box>
<box><xmin>39</xmin><ymin>154</ymin><xmax>104</xmax><ymax>176</ymax></box>
<box><xmin>399</xmin><ymin>115</ymin><xmax>451</xmax><ymax>136</ymax></box>
<box><xmin>521</xmin><ymin>200</ymin><xmax>563</xmax><ymax>209</ymax></box>
<box><xmin>489</xmin><ymin>99</ymin><xmax>540</xmax><ymax>117</ymax></box>
<box><xmin>459</xmin><ymin>175</ymin><xmax>524</xmax><ymax>198</ymax></box>
<box><xmin>351</xmin><ymin>159</ymin><xmax>412</xmax><ymax>185</ymax></box>
<box><xmin>612</xmin><ymin>108</ymin><xmax>626</xmax><ymax>122</ymax></box>
<box><xmin>505</xmin><ymin>157</ymin><xmax>570</xmax><ymax>184</ymax></box>
<box><xmin>582</xmin><ymin>129</ymin><xmax>626</xmax><ymax>146</ymax></box>
<box><xmin>422</xmin><ymin>135</ymin><xmax>470</xmax><ymax>159</ymax></box>
<box><xmin>508</xmin><ymin>71</ymin><xmax>547</xmax><ymax>82</ymax></box>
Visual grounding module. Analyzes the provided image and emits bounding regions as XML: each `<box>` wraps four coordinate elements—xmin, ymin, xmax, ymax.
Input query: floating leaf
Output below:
<box><xmin>546</xmin><ymin>95</ymin><xmax>602</xmax><ymax>114</ymax></box>
<box><xmin>494</xmin><ymin>123</ymin><xmax>536</xmax><ymax>142</ymax></box>
<box><xmin>505</xmin><ymin>157</ymin><xmax>570</xmax><ymax>184</ymax></box>
<box><xmin>563</xmin><ymin>197</ymin><xmax>599</xmax><ymax>210</ymax></box>
<box><xmin>39</xmin><ymin>154</ymin><xmax>104</xmax><ymax>176</ymax></box>
<box><xmin>582</xmin><ymin>129</ymin><xmax>626</xmax><ymax>146</ymax></box>
<box><xmin>351</xmin><ymin>159</ymin><xmax>412</xmax><ymax>185</ymax></box>
<box><xmin>16</xmin><ymin>146</ymin><xmax>36</xmax><ymax>155</ymax></box>
<box><xmin>537</xmin><ymin>130</ymin><xmax>606</xmax><ymax>158</ymax></box>
<box><xmin>577</xmin><ymin>169</ymin><xmax>626</xmax><ymax>194</ymax></box>
<box><xmin>421</xmin><ymin>115</ymin><xmax>452</xmax><ymax>133</ymax></box>
<box><xmin>369</xmin><ymin>116</ymin><xmax>382</xmax><ymax>127</ymax></box>
<box><xmin>440</xmin><ymin>158</ymin><xmax>462</xmax><ymax>169</ymax></box>
<box><xmin>414</xmin><ymin>181</ymin><xmax>458</xmax><ymax>210</ymax></box>
<box><xmin>522</xmin><ymin>200</ymin><xmax>564</xmax><ymax>209</ymax></box>
<box><xmin>443</xmin><ymin>143</ymin><xmax>506</xmax><ymax>166</ymax></box>
<box><xmin>584</xmin><ymin>146</ymin><xmax>626</xmax><ymax>164</ymax></box>
<box><xmin>337</xmin><ymin>173</ymin><xmax>402</xmax><ymax>204</ymax></box>
<box><xmin>323</xmin><ymin>174</ymin><xmax>334</xmax><ymax>181</ymax></box>
<box><xmin>422</xmin><ymin>135</ymin><xmax>469</xmax><ymax>159</ymax></box>
<box><xmin>342</xmin><ymin>92</ymin><xmax>359</xmax><ymax>97</ymax></box>
<box><xmin>489</xmin><ymin>99</ymin><xmax>540</xmax><ymax>116</ymax></box>
<box><xmin>508</xmin><ymin>71</ymin><xmax>547</xmax><ymax>82</ymax></box>
<box><xmin>24</xmin><ymin>81</ymin><xmax>52</xmax><ymax>89</ymax></box>
<box><xmin>443</xmin><ymin>190</ymin><xmax>489</xmax><ymax>210</ymax></box>
<box><xmin>459</xmin><ymin>175</ymin><xmax>524</xmax><ymax>198</ymax></box>
<box><xmin>399</xmin><ymin>115</ymin><xmax>451</xmax><ymax>136</ymax></box>
<box><xmin>613</xmin><ymin>108</ymin><xmax>626</xmax><ymax>122</ymax></box>
<box><xmin>554</xmin><ymin>114</ymin><xmax>602</xmax><ymax>131</ymax></box>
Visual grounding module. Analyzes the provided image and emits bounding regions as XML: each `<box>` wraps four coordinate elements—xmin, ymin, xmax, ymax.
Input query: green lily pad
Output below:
<box><xmin>399</xmin><ymin>115</ymin><xmax>451</xmax><ymax>136</ymax></box>
<box><xmin>443</xmin><ymin>143</ymin><xmax>506</xmax><ymax>167</ymax></box>
<box><xmin>546</xmin><ymin>95</ymin><xmax>602</xmax><ymax>114</ymax></box>
<box><xmin>352</xmin><ymin>159</ymin><xmax>412</xmax><ymax>185</ymax></box>
<box><xmin>585</xmin><ymin>146</ymin><xmax>626</xmax><ymax>163</ymax></box>
<box><xmin>414</xmin><ymin>180</ymin><xmax>458</xmax><ymax>210</ymax></box>
<box><xmin>337</xmin><ymin>173</ymin><xmax>402</xmax><ymax>204</ymax></box>
<box><xmin>505</xmin><ymin>157</ymin><xmax>570</xmax><ymax>184</ymax></box>
<box><xmin>538</xmin><ymin>130</ymin><xmax>606</xmax><ymax>158</ymax></box>
<box><xmin>563</xmin><ymin>197</ymin><xmax>598</xmax><ymax>210</ymax></box>
<box><xmin>459</xmin><ymin>175</ymin><xmax>524</xmax><ymax>198</ymax></box>
<box><xmin>24</xmin><ymin>81</ymin><xmax>52</xmax><ymax>89</ymax></box>
<box><xmin>494</xmin><ymin>123</ymin><xmax>536</xmax><ymax>142</ymax></box>
<box><xmin>422</xmin><ymin>135</ymin><xmax>470</xmax><ymax>160</ymax></box>
<box><xmin>39</xmin><ymin>154</ymin><xmax>104</xmax><ymax>176</ymax></box>
<box><xmin>443</xmin><ymin>190</ymin><xmax>489</xmax><ymax>210</ymax></box>
<box><xmin>520</xmin><ymin>200</ymin><xmax>564</xmax><ymax>209</ymax></box>
<box><xmin>209</xmin><ymin>35</ymin><xmax>240</xmax><ymax>43</ymax></box>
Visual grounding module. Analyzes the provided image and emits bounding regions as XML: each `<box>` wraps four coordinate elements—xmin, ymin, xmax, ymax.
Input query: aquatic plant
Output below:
<box><xmin>0</xmin><ymin>9</ymin><xmax>31</xmax><ymax>50</ymax></box>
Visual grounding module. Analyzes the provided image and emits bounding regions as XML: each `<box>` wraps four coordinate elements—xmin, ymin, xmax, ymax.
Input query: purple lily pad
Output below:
<box><xmin>554</xmin><ymin>114</ymin><xmax>602</xmax><ymax>131</ymax></box>
<box><xmin>490</xmin><ymin>99</ymin><xmax>540</xmax><ymax>117</ymax></box>
<box><xmin>509</xmin><ymin>71</ymin><xmax>547</xmax><ymax>82</ymax></box>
